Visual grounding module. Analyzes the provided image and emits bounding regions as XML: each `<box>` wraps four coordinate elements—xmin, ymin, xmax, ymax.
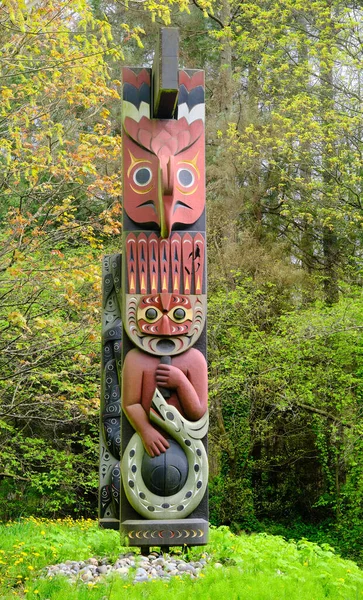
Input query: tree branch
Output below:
<box><xmin>191</xmin><ymin>0</ymin><xmax>225</xmax><ymax>28</ymax></box>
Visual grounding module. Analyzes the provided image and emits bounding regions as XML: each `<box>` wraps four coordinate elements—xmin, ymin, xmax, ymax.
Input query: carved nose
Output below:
<box><xmin>159</xmin><ymin>157</ymin><xmax>175</xmax><ymax>238</ymax></box>
<box><xmin>162</xmin><ymin>195</ymin><xmax>174</xmax><ymax>238</ymax></box>
<box><xmin>161</xmin><ymin>156</ymin><xmax>174</xmax><ymax>195</ymax></box>
<box><xmin>159</xmin><ymin>315</ymin><xmax>172</xmax><ymax>335</ymax></box>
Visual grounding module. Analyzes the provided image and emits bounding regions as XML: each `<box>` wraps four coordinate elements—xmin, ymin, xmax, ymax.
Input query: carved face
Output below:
<box><xmin>123</xmin><ymin>117</ymin><xmax>205</xmax><ymax>238</ymax></box>
<box><xmin>137</xmin><ymin>293</ymin><xmax>193</xmax><ymax>336</ymax></box>
<box><xmin>124</xmin><ymin>293</ymin><xmax>206</xmax><ymax>356</ymax></box>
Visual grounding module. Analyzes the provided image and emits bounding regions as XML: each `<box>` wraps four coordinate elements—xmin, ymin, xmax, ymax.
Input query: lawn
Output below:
<box><xmin>0</xmin><ymin>518</ymin><xmax>362</xmax><ymax>599</ymax></box>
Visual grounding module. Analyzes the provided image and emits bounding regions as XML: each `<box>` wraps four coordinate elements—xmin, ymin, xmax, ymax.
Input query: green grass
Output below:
<box><xmin>0</xmin><ymin>518</ymin><xmax>363</xmax><ymax>599</ymax></box>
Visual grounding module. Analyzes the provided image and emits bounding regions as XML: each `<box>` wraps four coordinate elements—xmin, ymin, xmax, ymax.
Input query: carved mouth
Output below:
<box><xmin>156</xmin><ymin>339</ymin><xmax>176</xmax><ymax>353</ymax></box>
<box><xmin>173</xmin><ymin>200</ymin><xmax>192</xmax><ymax>213</ymax></box>
<box><xmin>138</xmin><ymin>200</ymin><xmax>157</xmax><ymax>212</ymax></box>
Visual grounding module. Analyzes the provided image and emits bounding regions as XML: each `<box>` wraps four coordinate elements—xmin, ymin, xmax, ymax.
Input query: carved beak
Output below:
<box><xmin>159</xmin><ymin>156</ymin><xmax>175</xmax><ymax>238</ymax></box>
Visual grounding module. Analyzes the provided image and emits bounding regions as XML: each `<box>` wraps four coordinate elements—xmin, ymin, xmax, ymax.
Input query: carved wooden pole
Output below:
<box><xmin>99</xmin><ymin>28</ymin><xmax>208</xmax><ymax>548</ymax></box>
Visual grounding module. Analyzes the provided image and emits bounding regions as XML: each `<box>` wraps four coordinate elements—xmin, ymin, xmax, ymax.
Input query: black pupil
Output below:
<box><xmin>178</xmin><ymin>169</ymin><xmax>193</xmax><ymax>187</ymax></box>
<box><xmin>135</xmin><ymin>168</ymin><xmax>151</xmax><ymax>185</ymax></box>
<box><xmin>145</xmin><ymin>308</ymin><xmax>158</xmax><ymax>320</ymax></box>
<box><xmin>173</xmin><ymin>308</ymin><xmax>186</xmax><ymax>321</ymax></box>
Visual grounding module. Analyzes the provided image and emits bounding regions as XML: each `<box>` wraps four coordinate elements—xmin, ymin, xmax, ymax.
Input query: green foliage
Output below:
<box><xmin>208</xmin><ymin>277</ymin><xmax>363</xmax><ymax>557</ymax></box>
<box><xmin>0</xmin><ymin>426</ymin><xmax>99</xmax><ymax>519</ymax></box>
<box><xmin>1</xmin><ymin>0</ymin><xmax>363</xmax><ymax>568</ymax></box>
<box><xmin>1</xmin><ymin>521</ymin><xmax>363</xmax><ymax>599</ymax></box>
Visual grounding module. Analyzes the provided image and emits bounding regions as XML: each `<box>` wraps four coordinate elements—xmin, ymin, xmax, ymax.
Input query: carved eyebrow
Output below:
<box><xmin>177</xmin><ymin>151</ymin><xmax>200</xmax><ymax>171</ymax></box>
<box><xmin>127</xmin><ymin>150</ymin><xmax>152</xmax><ymax>177</ymax></box>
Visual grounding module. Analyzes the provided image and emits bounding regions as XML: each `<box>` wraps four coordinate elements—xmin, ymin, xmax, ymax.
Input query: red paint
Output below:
<box><xmin>179</xmin><ymin>70</ymin><xmax>204</xmax><ymax>91</ymax></box>
<box><xmin>126</xmin><ymin>233</ymin><xmax>137</xmax><ymax>293</ymax></box>
<box><xmin>171</xmin><ymin>233</ymin><xmax>181</xmax><ymax>293</ymax></box>
<box><xmin>193</xmin><ymin>233</ymin><xmax>205</xmax><ymax>295</ymax></box>
<box><xmin>122</xmin><ymin>348</ymin><xmax>208</xmax><ymax>457</ymax></box>
<box><xmin>137</xmin><ymin>293</ymin><xmax>193</xmax><ymax>336</ymax></box>
<box><xmin>182</xmin><ymin>233</ymin><xmax>193</xmax><ymax>295</ymax></box>
<box><xmin>123</xmin><ymin>67</ymin><xmax>150</xmax><ymax>88</ymax></box>
<box><xmin>137</xmin><ymin>233</ymin><xmax>148</xmax><ymax>294</ymax></box>
<box><xmin>123</xmin><ymin>118</ymin><xmax>205</xmax><ymax>237</ymax></box>
<box><xmin>148</xmin><ymin>233</ymin><xmax>159</xmax><ymax>294</ymax></box>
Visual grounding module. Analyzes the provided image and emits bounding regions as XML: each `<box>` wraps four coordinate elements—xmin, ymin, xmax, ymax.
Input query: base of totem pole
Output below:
<box><xmin>121</xmin><ymin>519</ymin><xmax>208</xmax><ymax>548</ymax></box>
<box><xmin>99</xmin><ymin>518</ymin><xmax>119</xmax><ymax>530</ymax></box>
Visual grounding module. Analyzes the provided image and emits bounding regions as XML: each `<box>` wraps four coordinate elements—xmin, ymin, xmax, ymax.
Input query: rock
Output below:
<box><xmin>97</xmin><ymin>565</ymin><xmax>108</xmax><ymax>575</ymax></box>
<box><xmin>134</xmin><ymin>574</ymin><xmax>148</xmax><ymax>583</ymax></box>
<box><xmin>159</xmin><ymin>571</ymin><xmax>171</xmax><ymax>579</ymax></box>
<box><xmin>87</xmin><ymin>558</ymin><xmax>99</xmax><ymax>566</ymax></box>
<box><xmin>214</xmin><ymin>562</ymin><xmax>223</xmax><ymax>569</ymax></box>
<box><xmin>79</xmin><ymin>567</ymin><xmax>91</xmax><ymax>574</ymax></box>
<box><xmin>183</xmin><ymin>564</ymin><xmax>196</xmax><ymax>574</ymax></box>
<box><xmin>44</xmin><ymin>550</ymin><xmax>207</xmax><ymax>584</ymax></box>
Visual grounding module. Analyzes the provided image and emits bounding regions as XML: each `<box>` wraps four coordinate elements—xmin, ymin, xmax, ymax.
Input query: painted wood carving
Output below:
<box><xmin>99</xmin><ymin>28</ymin><xmax>208</xmax><ymax>547</ymax></box>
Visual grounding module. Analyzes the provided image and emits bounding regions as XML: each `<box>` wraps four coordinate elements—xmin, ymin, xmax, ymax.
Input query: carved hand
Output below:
<box><xmin>141</xmin><ymin>425</ymin><xmax>170</xmax><ymax>458</ymax></box>
<box><xmin>155</xmin><ymin>364</ymin><xmax>186</xmax><ymax>390</ymax></box>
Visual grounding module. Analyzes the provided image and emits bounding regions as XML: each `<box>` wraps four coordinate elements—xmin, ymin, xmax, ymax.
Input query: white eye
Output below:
<box><xmin>177</xmin><ymin>168</ymin><xmax>194</xmax><ymax>188</ymax></box>
<box><xmin>133</xmin><ymin>167</ymin><xmax>152</xmax><ymax>186</ymax></box>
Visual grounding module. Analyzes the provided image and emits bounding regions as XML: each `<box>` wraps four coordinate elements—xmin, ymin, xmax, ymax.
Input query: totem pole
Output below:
<box><xmin>99</xmin><ymin>28</ymin><xmax>208</xmax><ymax>548</ymax></box>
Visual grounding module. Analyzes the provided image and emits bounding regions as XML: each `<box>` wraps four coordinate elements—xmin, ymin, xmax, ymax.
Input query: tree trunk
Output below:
<box><xmin>321</xmin><ymin>7</ymin><xmax>340</xmax><ymax>305</ymax></box>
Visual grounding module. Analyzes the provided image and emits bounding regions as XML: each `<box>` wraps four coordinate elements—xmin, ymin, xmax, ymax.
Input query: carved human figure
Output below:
<box><xmin>122</xmin><ymin>345</ymin><xmax>207</xmax><ymax>458</ymax></box>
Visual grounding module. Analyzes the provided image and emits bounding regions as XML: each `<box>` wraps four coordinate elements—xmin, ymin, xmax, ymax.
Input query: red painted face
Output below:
<box><xmin>123</xmin><ymin>117</ymin><xmax>205</xmax><ymax>238</ymax></box>
<box><xmin>137</xmin><ymin>293</ymin><xmax>192</xmax><ymax>336</ymax></box>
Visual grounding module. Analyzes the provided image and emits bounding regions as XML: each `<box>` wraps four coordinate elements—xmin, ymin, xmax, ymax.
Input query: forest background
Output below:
<box><xmin>0</xmin><ymin>0</ymin><xmax>362</xmax><ymax>564</ymax></box>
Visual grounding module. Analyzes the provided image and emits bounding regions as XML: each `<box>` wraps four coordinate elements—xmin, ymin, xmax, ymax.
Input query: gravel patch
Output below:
<box><xmin>44</xmin><ymin>552</ymin><xmax>208</xmax><ymax>584</ymax></box>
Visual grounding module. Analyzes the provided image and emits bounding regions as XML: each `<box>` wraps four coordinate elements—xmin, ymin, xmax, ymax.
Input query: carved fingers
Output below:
<box><xmin>155</xmin><ymin>364</ymin><xmax>185</xmax><ymax>389</ymax></box>
<box><xmin>142</xmin><ymin>426</ymin><xmax>170</xmax><ymax>457</ymax></box>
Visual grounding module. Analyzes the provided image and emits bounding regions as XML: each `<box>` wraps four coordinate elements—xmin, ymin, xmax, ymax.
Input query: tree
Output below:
<box><xmin>0</xmin><ymin>0</ymin><xmax>191</xmax><ymax>516</ymax></box>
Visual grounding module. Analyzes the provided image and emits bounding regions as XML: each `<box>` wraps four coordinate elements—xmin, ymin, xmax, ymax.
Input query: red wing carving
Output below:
<box><xmin>182</xmin><ymin>233</ymin><xmax>193</xmax><ymax>295</ymax></box>
<box><xmin>137</xmin><ymin>233</ymin><xmax>148</xmax><ymax>295</ymax></box>
<box><xmin>126</xmin><ymin>233</ymin><xmax>137</xmax><ymax>293</ymax></box>
<box><xmin>159</xmin><ymin>239</ymin><xmax>170</xmax><ymax>293</ymax></box>
<box><xmin>148</xmin><ymin>233</ymin><xmax>159</xmax><ymax>294</ymax></box>
<box><xmin>193</xmin><ymin>233</ymin><xmax>205</xmax><ymax>295</ymax></box>
<box><xmin>171</xmin><ymin>233</ymin><xmax>181</xmax><ymax>294</ymax></box>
